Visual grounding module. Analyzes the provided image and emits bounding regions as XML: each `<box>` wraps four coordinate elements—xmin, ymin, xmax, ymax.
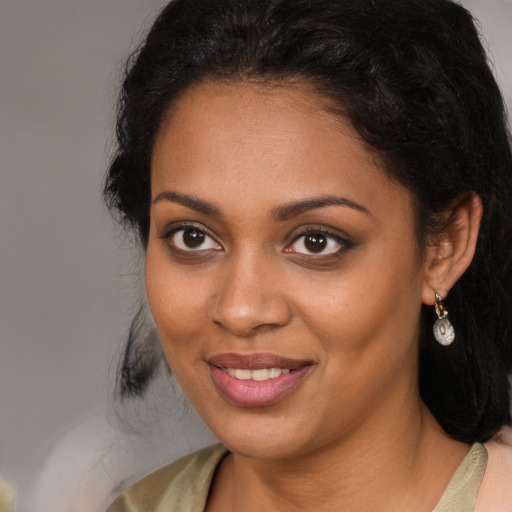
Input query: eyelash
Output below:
<box><xmin>159</xmin><ymin>223</ymin><xmax>353</xmax><ymax>261</ymax></box>
<box><xmin>286</xmin><ymin>228</ymin><xmax>352</xmax><ymax>258</ymax></box>
<box><xmin>159</xmin><ymin>222</ymin><xmax>222</xmax><ymax>257</ymax></box>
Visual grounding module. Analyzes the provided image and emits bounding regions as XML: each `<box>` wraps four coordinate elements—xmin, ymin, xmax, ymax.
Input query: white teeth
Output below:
<box><xmin>251</xmin><ymin>369</ymin><xmax>270</xmax><ymax>381</ymax></box>
<box><xmin>234</xmin><ymin>369</ymin><xmax>252</xmax><ymax>380</ymax></box>
<box><xmin>224</xmin><ymin>367</ymin><xmax>291</xmax><ymax>381</ymax></box>
<box><xmin>269</xmin><ymin>368</ymin><xmax>280</xmax><ymax>379</ymax></box>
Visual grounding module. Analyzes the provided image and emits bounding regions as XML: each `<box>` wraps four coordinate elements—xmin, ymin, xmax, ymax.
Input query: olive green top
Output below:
<box><xmin>432</xmin><ymin>443</ymin><xmax>487</xmax><ymax>511</ymax></box>
<box><xmin>106</xmin><ymin>442</ymin><xmax>487</xmax><ymax>512</ymax></box>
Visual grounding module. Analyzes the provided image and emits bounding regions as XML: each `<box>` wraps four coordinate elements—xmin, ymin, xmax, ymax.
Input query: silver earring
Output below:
<box><xmin>433</xmin><ymin>293</ymin><xmax>455</xmax><ymax>346</ymax></box>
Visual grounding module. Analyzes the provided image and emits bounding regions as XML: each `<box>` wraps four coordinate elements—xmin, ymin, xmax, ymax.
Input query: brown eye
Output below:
<box><xmin>183</xmin><ymin>229</ymin><xmax>205</xmax><ymax>248</ymax></box>
<box><xmin>286</xmin><ymin>230</ymin><xmax>347</xmax><ymax>256</ymax></box>
<box><xmin>304</xmin><ymin>234</ymin><xmax>327</xmax><ymax>253</ymax></box>
<box><xmin>168</xmin><ymin>227</ymin><xmax>221</xmax><ymax>252</ymax></box>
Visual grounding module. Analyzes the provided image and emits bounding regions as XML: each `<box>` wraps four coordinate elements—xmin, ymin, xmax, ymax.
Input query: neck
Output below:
<box><xmin>209</xmin><ymin>399</ymin><xmax>469</xmax><ymax>512</ymax></box>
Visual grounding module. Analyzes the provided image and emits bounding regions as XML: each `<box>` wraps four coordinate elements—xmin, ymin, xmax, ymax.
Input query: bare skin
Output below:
<box><xmin>207</xmin><ymin>418</ymin><xmax>464</xmax><ymax>512</ymax></box>
<box><xmin>146</xmin><ymin>81</ymin><xmax>481</xmax><ymax>511</ymax></box>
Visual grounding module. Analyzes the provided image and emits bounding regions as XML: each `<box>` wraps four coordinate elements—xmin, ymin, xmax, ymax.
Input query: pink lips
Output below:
<box><xmin>208</xmin><ymin>353</ymin><xmax>312</xmax><ymax>407</ymax></box>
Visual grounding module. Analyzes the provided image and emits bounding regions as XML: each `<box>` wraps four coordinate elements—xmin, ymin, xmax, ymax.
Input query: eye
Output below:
<box><xmin>167</xmin><ymin>227</ymin><xmax>221</xmax><ymax>252</ymax></box>
<box><xmin>285</xmin><ymin>230</ymin><xmax>348</xmax><ymax>256</ymax></box>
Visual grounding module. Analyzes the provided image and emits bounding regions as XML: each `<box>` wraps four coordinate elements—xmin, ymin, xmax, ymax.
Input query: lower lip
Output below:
<box><xmin>209</xmin><ymin>365</ymin><xmax>311</xmax><ymax>407</ymax></box>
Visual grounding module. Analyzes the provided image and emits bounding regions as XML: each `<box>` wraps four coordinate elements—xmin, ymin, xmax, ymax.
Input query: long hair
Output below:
<box><xmin>104</xmin><ymin>0</ymin><xmax>512</xmax><ymax>443</ymax></box>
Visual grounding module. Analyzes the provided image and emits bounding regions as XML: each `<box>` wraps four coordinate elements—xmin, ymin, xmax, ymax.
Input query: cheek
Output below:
<box><xmin>292</xmin><ymin>245</ymin><xmax>424</xmax><ymax>365</ymax></box>
<box><xmin>145</xmin><ymin>244</ymin><xmax>210</xmax><ymax>359</ymax></box>
<box><xmin>291</xmin><ymin>263</ymin><xmax>424</xmax><ymax>431</ymax></box>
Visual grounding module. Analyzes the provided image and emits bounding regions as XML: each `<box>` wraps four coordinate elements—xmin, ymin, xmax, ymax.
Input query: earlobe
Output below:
<box><xmin>421</xmin><ymin>193</ymin><xmax>483</xmax><ymax>306</ymax></box>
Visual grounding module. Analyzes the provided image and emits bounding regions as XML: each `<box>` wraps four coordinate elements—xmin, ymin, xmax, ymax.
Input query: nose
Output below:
<box><xmin>208</xmin><ymin>253</ymin><xmax>292</xmax><ymax>337</ymax></box>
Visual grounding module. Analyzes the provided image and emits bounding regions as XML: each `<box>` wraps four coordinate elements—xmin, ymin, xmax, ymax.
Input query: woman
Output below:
<box><xmin>104</xmin><ymin>0</ymin><xmax>512</xmax><ymax>510</ymax></box>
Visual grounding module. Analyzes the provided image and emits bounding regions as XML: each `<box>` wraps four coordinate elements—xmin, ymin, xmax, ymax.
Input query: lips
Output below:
<box><xmin>208</xmin><ymin>352</ymin><xmax>309</xmax><ymax>370</ymax></box>
<box><xmin>208</xmin><ymin>352</ymin><xmax>312</xmax><ymax>407</ymax></box>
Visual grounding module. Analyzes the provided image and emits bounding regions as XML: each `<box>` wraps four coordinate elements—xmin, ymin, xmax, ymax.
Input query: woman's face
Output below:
<box><xmin>146</xmin><ymin>81</ymin><xmax>432</xmax><ymax>459</ymax></box>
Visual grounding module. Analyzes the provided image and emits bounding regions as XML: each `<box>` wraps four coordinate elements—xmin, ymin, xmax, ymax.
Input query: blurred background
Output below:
<box><xmin>1</xmin><ymin>1</ymin><xmax>511</xmax><ymax>511</ymax></box>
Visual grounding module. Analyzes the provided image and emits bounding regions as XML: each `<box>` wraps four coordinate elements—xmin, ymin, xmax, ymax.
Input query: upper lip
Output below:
<box><xmin>208</xmin><ymin>352</ymin><xmax>311</xmax><ymax>370</ymax></box>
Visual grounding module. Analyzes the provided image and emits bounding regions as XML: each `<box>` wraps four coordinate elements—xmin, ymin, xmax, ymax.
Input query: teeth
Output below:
<box><xmin>269</xmin><ymin>368</ymin><xmax>280</xmax><ymax>379</ymax></box>
<box><xmin>234</xmin><ymin>369</ymin><xmax>252</xmax><ymax>380</ymax></box>
<box><xmin>251</xmin><ymin>368</ymin><xmax>270</xmax><ymax>381</ymax></box>
<box><xmin>224</xmin><ymin>367</ymin><xmax>291</xmax><ymax>381</ymax></box>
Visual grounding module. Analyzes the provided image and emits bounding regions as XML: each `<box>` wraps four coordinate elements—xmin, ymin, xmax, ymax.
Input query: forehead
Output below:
<box><xmin>151</xmin><ymin>80</ymin><xmax>413</xmax><ymax>222</ymax></box>
<box><xmin>153</xmin><ymin>79</ymin><xmax>372</xmax><ymax>166</ymax></box>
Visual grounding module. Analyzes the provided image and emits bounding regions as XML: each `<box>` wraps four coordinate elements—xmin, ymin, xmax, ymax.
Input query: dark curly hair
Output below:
<box><xmin>104</xmin><ymin>0</ymin><xmax>512</xmax><ymax>443</ymax></box>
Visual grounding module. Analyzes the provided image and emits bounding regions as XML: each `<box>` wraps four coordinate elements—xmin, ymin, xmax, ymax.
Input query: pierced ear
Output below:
<box><xmin>421</xmin><ymin>193</ymin><xmax>482</xmax><ymax>306</ymax></box>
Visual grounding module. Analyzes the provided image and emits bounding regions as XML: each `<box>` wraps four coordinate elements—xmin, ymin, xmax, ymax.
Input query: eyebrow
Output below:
<box><xmin>271</xmin><ymin>195</ymin><xmax>371</xmax><ymax>222</ymax></box>
<box><xmin>152</xmin><ymin>191</ymin><xmax>222</xmax><ymax>217</ymax></box>
<box><xmin>152</xmin><ymin>190</ymin><xmax>370</xmax><ymax>221</ymax></box>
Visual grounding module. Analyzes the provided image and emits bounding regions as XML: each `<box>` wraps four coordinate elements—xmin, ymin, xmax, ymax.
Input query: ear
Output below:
<box><xmin>421</xmin><ymin>193</ymin><xmax>483</xmax><ymax>306</ymax></box>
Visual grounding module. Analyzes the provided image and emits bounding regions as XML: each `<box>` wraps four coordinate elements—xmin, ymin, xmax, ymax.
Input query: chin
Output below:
<box><xmin>221</xmin><ymin>434</ymin><xmax>302</xmax><ymax>460</ymax></box>
<box><xmin>206</xmin><ymin>409</ymin><xmax>318</xmax><ymax>461</ymax></box>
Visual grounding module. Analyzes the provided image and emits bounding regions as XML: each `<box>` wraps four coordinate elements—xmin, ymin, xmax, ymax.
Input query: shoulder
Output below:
<box><xmin>105</xmin><ymin>444</ymin><xmax>228</xmax><ymax>512</ymax></box>
<box><xmin>475</xmin><ymin>427</ymin><xmax>512</xmax><ymax>511</ymax></box>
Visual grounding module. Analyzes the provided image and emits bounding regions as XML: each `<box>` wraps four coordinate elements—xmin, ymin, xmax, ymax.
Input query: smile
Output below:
<box><xmin>207</xmin><ymin>353</ymin><xmax>312</xmax><ymax>407</ymax></box>
<box><xmin>224</xmin><ymin>367</ymin><xmax>291</xmax><ymax>381</ymax></box>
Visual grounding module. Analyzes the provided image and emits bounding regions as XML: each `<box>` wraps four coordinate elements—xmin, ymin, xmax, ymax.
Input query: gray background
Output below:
<box><xmin>1</xmin><ymin>0</ymin><xmax>511</xmax><ymax>510</ymax></box>
<box><xmin>0</xmin><ymin>0</ymin><xmax>172</xmax><ymax>503</ymax></box>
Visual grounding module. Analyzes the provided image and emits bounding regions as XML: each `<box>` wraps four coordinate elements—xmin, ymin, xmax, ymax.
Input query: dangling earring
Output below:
<box><xmin>433</xmin><ymin>292</ymin><xmax>455</xmax><ymax>346</ymax></box>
